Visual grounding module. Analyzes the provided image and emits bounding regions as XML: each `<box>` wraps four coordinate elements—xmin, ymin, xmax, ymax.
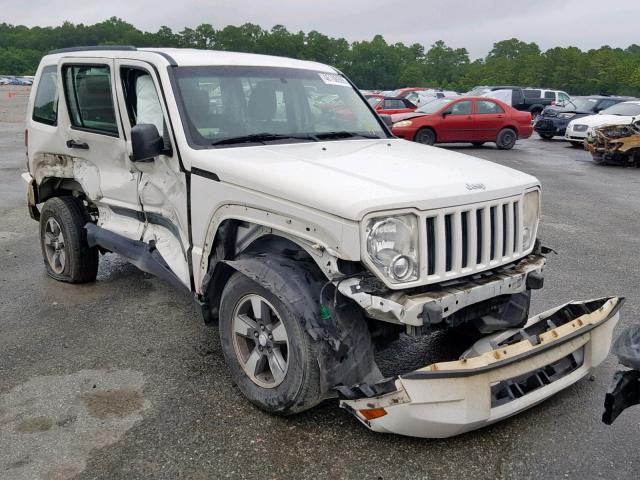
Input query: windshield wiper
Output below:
<box><xmin>212</xmin><ymin>133</ymin><xmax>318</xmax><ymax>146</ymax></box>
<box><xmin>315</xmin><ymin>131</ymin><xmax>381</xmax><ymax>140</ymax></box>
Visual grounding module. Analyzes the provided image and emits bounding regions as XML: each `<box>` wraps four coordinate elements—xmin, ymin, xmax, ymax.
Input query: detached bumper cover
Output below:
<box><xmin>341</xmin><ymin>296</ymin><xmax>622</xmax><ymax>438</ymax></box>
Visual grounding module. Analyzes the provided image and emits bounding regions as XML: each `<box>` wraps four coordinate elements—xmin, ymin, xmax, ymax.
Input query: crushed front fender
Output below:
<box><xmin>340</xmin><ymin>296</ymin><xmax>623</xmax><ymax>438</ymax></box>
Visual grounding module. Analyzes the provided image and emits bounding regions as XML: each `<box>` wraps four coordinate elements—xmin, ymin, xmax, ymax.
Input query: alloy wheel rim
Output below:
<box><xmin>231</xmin><ymin>294</ymin><xmax>289</xmax><ymax>388</ymax></box>
<box><xmin>44</xmin><ymin>217</ymin><xmax>66</xmax><ymax>274</ymax></box>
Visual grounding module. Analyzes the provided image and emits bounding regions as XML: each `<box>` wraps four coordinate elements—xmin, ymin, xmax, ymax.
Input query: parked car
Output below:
<box><xmin>23</xmin><ymin>46</ymin><xmax>618</xmax><ymax>439</ymax></box>
<box><xmin>470</xmin><ymin>86</ymin><xmax>568</xmax><ymax>119</ymax></box>
<box><xmin>391</xmin><ymin>96</ymin><xmax>533</xmax><ymax>149</ymax></box>
<box><xmin>565</xmin><ymin>100</ymin><xmax>640</xmax><ymax>145</ymax></box>
<box><xmin>365</xmin><ymin>94</ymin><xmax>417</xmax><ymax>115</ymax></box>
<box><xmin>387</xmin><ymin>87</ymin><xmax>431</xmax><ymax>99</ymax></box>
<box><xmin>534</xmin><ymin>95</ymin><xmax>635</xmax><ymax>141</ymax></box>
<box><xmin>585</xmin><ymin>119</ymin><xmax>640</xmax><ymax>165</ymax></box>
<box><xmin>405</xmin><ymin>88</ymin><xmax>459</xmax><ymax>107</ymax></box>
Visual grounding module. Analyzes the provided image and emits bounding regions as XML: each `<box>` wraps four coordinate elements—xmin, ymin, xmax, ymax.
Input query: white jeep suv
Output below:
<box><xmin>23</xmin><ymin>47</ymin><xmax>621</xmax><ymax>438</ymax></box>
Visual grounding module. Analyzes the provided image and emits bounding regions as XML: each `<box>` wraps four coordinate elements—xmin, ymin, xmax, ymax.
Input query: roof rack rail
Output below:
<box><xmin>48</xmin><ymin>45</ymin><xmax>137</xmax><ymax>54</ymax></box>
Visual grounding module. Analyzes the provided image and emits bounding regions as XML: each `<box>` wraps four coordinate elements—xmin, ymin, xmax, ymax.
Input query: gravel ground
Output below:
<box><xmin>1</xmin><ymin>86</ymin><xmax>639</xmax><ymax>479</ymax></box>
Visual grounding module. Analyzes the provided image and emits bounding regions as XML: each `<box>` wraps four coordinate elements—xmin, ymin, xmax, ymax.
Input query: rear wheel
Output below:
<box><xmin>496</xmin><ymin>128</ymin><xmax>517</xmax><ymax>150</ymax></box>
<box><xmin>471</xmin><ymin>142</ymin><xmax>485</xmax><ymax>147</ymax></box>
<box><xmin>39</xmin><ymin>196</ymin><xmax>98</xmax><ymax>283</ymax></box>
<box><xmin>219</xmin><ymin>272</ymin><xmax>322</xmax><ymax>414</ymax></box>
<box><xmin>415</xmin><ymin>128</ymin><xmax>436</xmax><ymax>146</ymax></box>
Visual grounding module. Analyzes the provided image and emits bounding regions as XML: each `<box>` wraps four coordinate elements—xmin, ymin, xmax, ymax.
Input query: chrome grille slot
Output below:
<box><xmin>424</xmin><ymin>195</ymin><xmax>524</xmax><ymax>282</ymax></box>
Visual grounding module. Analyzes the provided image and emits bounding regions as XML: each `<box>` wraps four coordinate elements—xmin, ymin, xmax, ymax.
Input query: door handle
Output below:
<box><xmin>497</xmin><ymin>115</ymin><xmax>504</xmax><ymax>118</ymax></box>
<box><xmin>66</xmin><ymin>139</ymin><xmax>89</xmax><ymax>150</ymax></box>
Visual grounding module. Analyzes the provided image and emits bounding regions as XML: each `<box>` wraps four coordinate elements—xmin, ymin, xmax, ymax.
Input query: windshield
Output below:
<box><xmin>417</xmin><ymin>98</ymin><xmax>454</xmax><ymax>114</ymax></box>
<box><xmin>467</xmin><ymin>87</ymin><xmax>489</xmax><ymax>96</ymax></box>
<box><xmin>600</xmin><ymin>102</ymin><xmax>640</xmax><ymax>116</ymax></box>
<box><xmin>567</xmin><ymin>97</ymin><xmax>599</xmax><ymax>111</ymax></box>
<box><xmin>366</xmin><ymin>96</ymin><xmax>383</xmax><ymax>107</ymax></box>
<box><xmin>173</xmin><ymin>66</ymin><xmax>387</xmax><ymax>147</ymax></box>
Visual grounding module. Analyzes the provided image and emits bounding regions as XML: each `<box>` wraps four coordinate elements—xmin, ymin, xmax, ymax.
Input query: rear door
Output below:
<box><xmin>439</xmin><ymin>99</ymin><xmax>474</xmax><ymax>141</ymax></box>
<box><xmin>58</xmin><ymin>57</ymin><xmax>144</xmax><ymax>240</ymax></box>
<box><xmin>474</xmin><ymin>99</ymin><xmax>505</xmax><ymax>140</ymax></box>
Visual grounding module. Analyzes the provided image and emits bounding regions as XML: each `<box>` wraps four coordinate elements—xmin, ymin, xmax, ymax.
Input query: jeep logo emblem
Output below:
<box><xmin>465</xmin><ymin>183</ymin><xmax>486</xmax><ymax>191</ymax></box>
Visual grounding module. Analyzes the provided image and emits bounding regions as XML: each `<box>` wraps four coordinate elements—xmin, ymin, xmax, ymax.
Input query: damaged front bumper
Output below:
<box><xmin>340</xmin><ymin>296</ymin><xmax>623</xmax><ymax>438</ymax></box>
<box><xmin>338</xmin><ymin>254</ymin><xmax>545</xmax><ymax>331</ymax></box>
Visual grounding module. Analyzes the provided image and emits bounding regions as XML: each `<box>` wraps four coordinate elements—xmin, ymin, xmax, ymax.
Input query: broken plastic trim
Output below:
<box><xmin>85</xmin><ymin>223</ymin><xmax>188</xmax><ymax>294</ymax></box>
<box><xmin>340</xmin><ymin>297</ymin><xmax>622</xmax><ymax>438</ymax></box>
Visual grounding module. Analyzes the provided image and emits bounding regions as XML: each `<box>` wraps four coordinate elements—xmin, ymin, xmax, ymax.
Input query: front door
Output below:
<box><xmin>114</xmin><ymin>59</ymin><xmax>191</xmax><ymax>288</ymax></box>
<box><xmin>439</xmin><ymin>100</ymin><xmax>474</xmax><ymax>141</ymax></box>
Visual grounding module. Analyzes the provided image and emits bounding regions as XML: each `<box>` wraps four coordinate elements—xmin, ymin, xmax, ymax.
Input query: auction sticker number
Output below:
<box><xmin>318</xmin><ymin>72</ymin><xmax>349</xmax><ymax>87</ymax></box>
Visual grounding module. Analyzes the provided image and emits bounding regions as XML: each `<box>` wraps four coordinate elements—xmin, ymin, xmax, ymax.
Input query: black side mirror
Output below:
<box><xmin>379</xmin><ymin>114</ymin><xmax>393</xmax><ymax>128</ymax></box>
<box><xmin>442</xmin><ymin>110</ymin><xmax>452</xmax><ymax>118</ymax></box>
<box><xmin>130</xmin><ymin>124</ymin><xmax>164</xmax><ymax>162</ymax></box>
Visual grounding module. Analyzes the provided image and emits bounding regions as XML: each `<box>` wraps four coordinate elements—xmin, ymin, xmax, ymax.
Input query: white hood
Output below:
<box><xmin>570</xmin><ymin>114</ymin><xmax>637</xmax><ymax>129</ymax></box>
<box><xmin>191</xmin><ymin>139</ymin><xmax>539</xmax><ymax>220</ymax></box>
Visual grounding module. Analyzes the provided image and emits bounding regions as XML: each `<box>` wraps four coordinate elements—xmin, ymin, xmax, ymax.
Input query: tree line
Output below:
<box><xmin>2</xmin><ymin>17</ymin><xmax>640</xmax><ymax>96</ymax></box>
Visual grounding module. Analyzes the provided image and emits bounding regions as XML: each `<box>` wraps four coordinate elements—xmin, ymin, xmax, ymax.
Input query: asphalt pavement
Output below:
<box><xmin>1</xmin><ymin>87</ymin><xmax>639</xmax><ymax>479</ymax></box>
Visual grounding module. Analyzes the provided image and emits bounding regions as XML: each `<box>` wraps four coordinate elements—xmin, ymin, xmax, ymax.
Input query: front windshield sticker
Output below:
<box><xmin>318</xmin><ymin>72</ymin><xmax>349</xmax><ymax>87</ymax></box>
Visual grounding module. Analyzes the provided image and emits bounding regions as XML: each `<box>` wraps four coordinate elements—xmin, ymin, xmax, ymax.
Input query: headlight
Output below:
<box><xmin>366</xmin><ymin>214</ymin><xmax>419</xmax><ymax>283</ymax></box>
<box><xmin>393</xmin><ymin>120</ymin><xmax>413</xmax><ymax>128</ymax></box>
<box><xmin>558</xmin><ymin>113</ymin><xmax>576</xmax><ymax>119</ymax></box>
<box><xmin>522</xmin><ymin>190</ymin><xmax>540</xmax><ymax>251</ymax></box>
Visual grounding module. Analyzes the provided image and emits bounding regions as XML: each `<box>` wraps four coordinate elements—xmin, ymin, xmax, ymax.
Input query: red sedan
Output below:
<box><xmin>365</xmin><ymin>94</ymin><xmax>417</xmax><ymax>115</ymax></box>
<box><xmin>391</xmin><ymin>97</ymin><xmax>533</xmax><ymax>149</ymax></box>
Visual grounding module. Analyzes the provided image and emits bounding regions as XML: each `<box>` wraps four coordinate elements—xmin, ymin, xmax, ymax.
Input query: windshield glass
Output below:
<box><xmin>567</xmin><ymin>97</ymin><xmax>599</xmax><ymax>111</ymax></box>
<box><xmin>601</xmin><ymin>102</ymin><xmax>640</xmax><ymax>116</ymax></box>
<box><xmin>416</xmin><ymin>98</ymin><xmax>454</xmax><ymax>114</ymax></box>
<box><xmin>366</xmin><ymin>96</ymin><xmax>382</xmax><ymax>107</ymax></box>
<box><xmin>467</xmin><ymin>87</ymin><xmax>489</xmax><ymax>96</ymax></box>
<box><xmin>173</xmin><ymin>66</ymin><xmax>387</xmax><ymax>147</ymax></box>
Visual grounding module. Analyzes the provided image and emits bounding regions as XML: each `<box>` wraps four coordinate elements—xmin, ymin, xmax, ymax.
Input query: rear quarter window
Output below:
<box><xmin>32</xmin><ymin>65</ymin><xmax>58</xmax><ymax>126</ymax></box>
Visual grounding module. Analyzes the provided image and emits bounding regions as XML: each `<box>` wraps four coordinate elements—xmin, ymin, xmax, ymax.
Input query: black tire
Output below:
<box><xmin>219</xmin><ymin>271</ymin><xmax>323</xmax><ymax>415</ymax></box>
<box><xmin>39</xmin><ymin>196</ymin><xmax>98</xmax><ymax>283</ymax></box>
<box><xmin>592</xmin><ymin>153</ymin><xmax>606</xmax><ymax>165</ymax></box>
<box><xmin>530</xmin><ymin>109</ymin><xmax>542</xmax><ymax>121</ymax></box>
<box><xmin>538</xmin><ymin>133</ymin><xmax>554</xmax><ymax>140</ymax></box>
<box><xmin>471</xmin><ymin>142</ymin><xmax>485</xmax><ymax>147</ymax></box>
<box><xmin>570</xmin><ymin>141</ymin><xmax>583</xmax><ymax>148</ymax></box>
<box><xmin>496</xmin><ymin>128</ymin><xmax>517</xmax><ymax>150</ymax></box>
<box><xmin>415</xmin><ymin>128</ymin><xmax>436</xmax><ymax>146</ymax></box>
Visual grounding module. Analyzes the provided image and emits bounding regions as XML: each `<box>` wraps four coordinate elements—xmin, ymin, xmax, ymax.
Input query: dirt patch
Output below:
<box><xmin>81</xmin><ymin>388</ymin><xmax>145</xmax><ymax>419</ymax></box>
<box><xmin>0</xmin><ymin>369</ymin><xmax>149</xmax><ymax>480</ymax></box>
<box><xmin>15</xmin><ymin>416</ymin><xmax>53</xmax><ymax>433</ymax></box>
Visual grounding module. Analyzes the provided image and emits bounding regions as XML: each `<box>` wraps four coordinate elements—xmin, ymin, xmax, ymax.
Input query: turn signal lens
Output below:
<box><xmin>359</xmin><ymin>408</ymin><xmax>388</xmax><ymax>421</ymax></box>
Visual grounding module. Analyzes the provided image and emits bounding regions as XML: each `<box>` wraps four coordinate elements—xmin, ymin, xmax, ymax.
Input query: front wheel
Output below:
<box><xmin>39</xmin><ymin>196</ymin><xmax>98</xmax><ymax>283</ymax></box>
<box><xmin>538</xmin><ymin>133</ymin><xmax>554</xmax><ymax>140</ymax></box>
<box><xmin>496</xmin><ymin>128</ymin><xmax>517</xmax><ymax>150</ymax></box>
<box><xmin>219</xmin><ymin>272</ymin><xmax>322</xmax><ymax>415</ymax></box>
<box><xmin>471</xmin><ymin>141</ymin><xmax>485</xmax><ymax>147</ymax></box>
<box><xmin>415</xmin><ymin>128</ymin><xmax>436</xmax><ymax>146</ymax></box>
<box><xmin>570</xmin><ymin>141</ymin><xmax>584</xmax><ymax>148</ymax></box>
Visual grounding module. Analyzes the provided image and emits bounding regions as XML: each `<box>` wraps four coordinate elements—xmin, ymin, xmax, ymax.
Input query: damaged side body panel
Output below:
<box><xmin>341</xmin><ymin>297</ymin><xmax>622</xmax><ymax>438</ymax></box>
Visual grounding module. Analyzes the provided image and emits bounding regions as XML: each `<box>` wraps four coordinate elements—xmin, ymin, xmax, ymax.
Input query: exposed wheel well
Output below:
<box><xmin>37</xmin><ymin>177</ymin><xmax>86</xmax><ymax>203</ymax></box>
<box><xmin>201</xmin><ymin>220</ymin><xmax>322</xmax><ymax>324</ymax></box>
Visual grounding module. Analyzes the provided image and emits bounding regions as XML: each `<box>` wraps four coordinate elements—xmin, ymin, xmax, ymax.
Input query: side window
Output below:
<box><xmin>544</xmin><ymin>91</ymin><xmax>555</xmax><ymax>99</ymax></box>
<box><xmin>476</xmin><ymin>100</ymin><xmax>504</xmax><ymax>114</ymax></box>
<box><xmin>32</xmin><ymin>65</ymin><xmax>58</xmax><ymax>126</ymax></box>
<box><xmin>559</xmin><ymin>92</ymin><xmax>571</xmax><ymax>104</ymax></box>
<box><xmin>598</xmin><ymin>100</ymin><xmax>615</xmax><ymax>110</ymax></box>
<box><xmin>121</xmin><ymin>68</ymin><xmax>166</xmax><ymax>137</ymax></box>
<box><xmin>449</xmin><ymin>100</ymin><xmax>472</xmax><ymax>115</ymax></box>
<box><xmin>62</xmin><ymin>64</ymin><xmax>118</xmax><ymax>136</ymax></box>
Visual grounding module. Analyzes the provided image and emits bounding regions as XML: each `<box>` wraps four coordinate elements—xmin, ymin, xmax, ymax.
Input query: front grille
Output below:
<box><xmin>424</xmin><ymin>197</ymin><xmax>523</xmax><ymax>281</ymax></box>
<box><xmin>535</xmin><ymin>119</ymin><xmax>554</xmax><ymax>129</ymax></box>
<box><xmin>573</xmin><ymin>124</ymin><xmax>588</xmax><ymax>132</ymax></box>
